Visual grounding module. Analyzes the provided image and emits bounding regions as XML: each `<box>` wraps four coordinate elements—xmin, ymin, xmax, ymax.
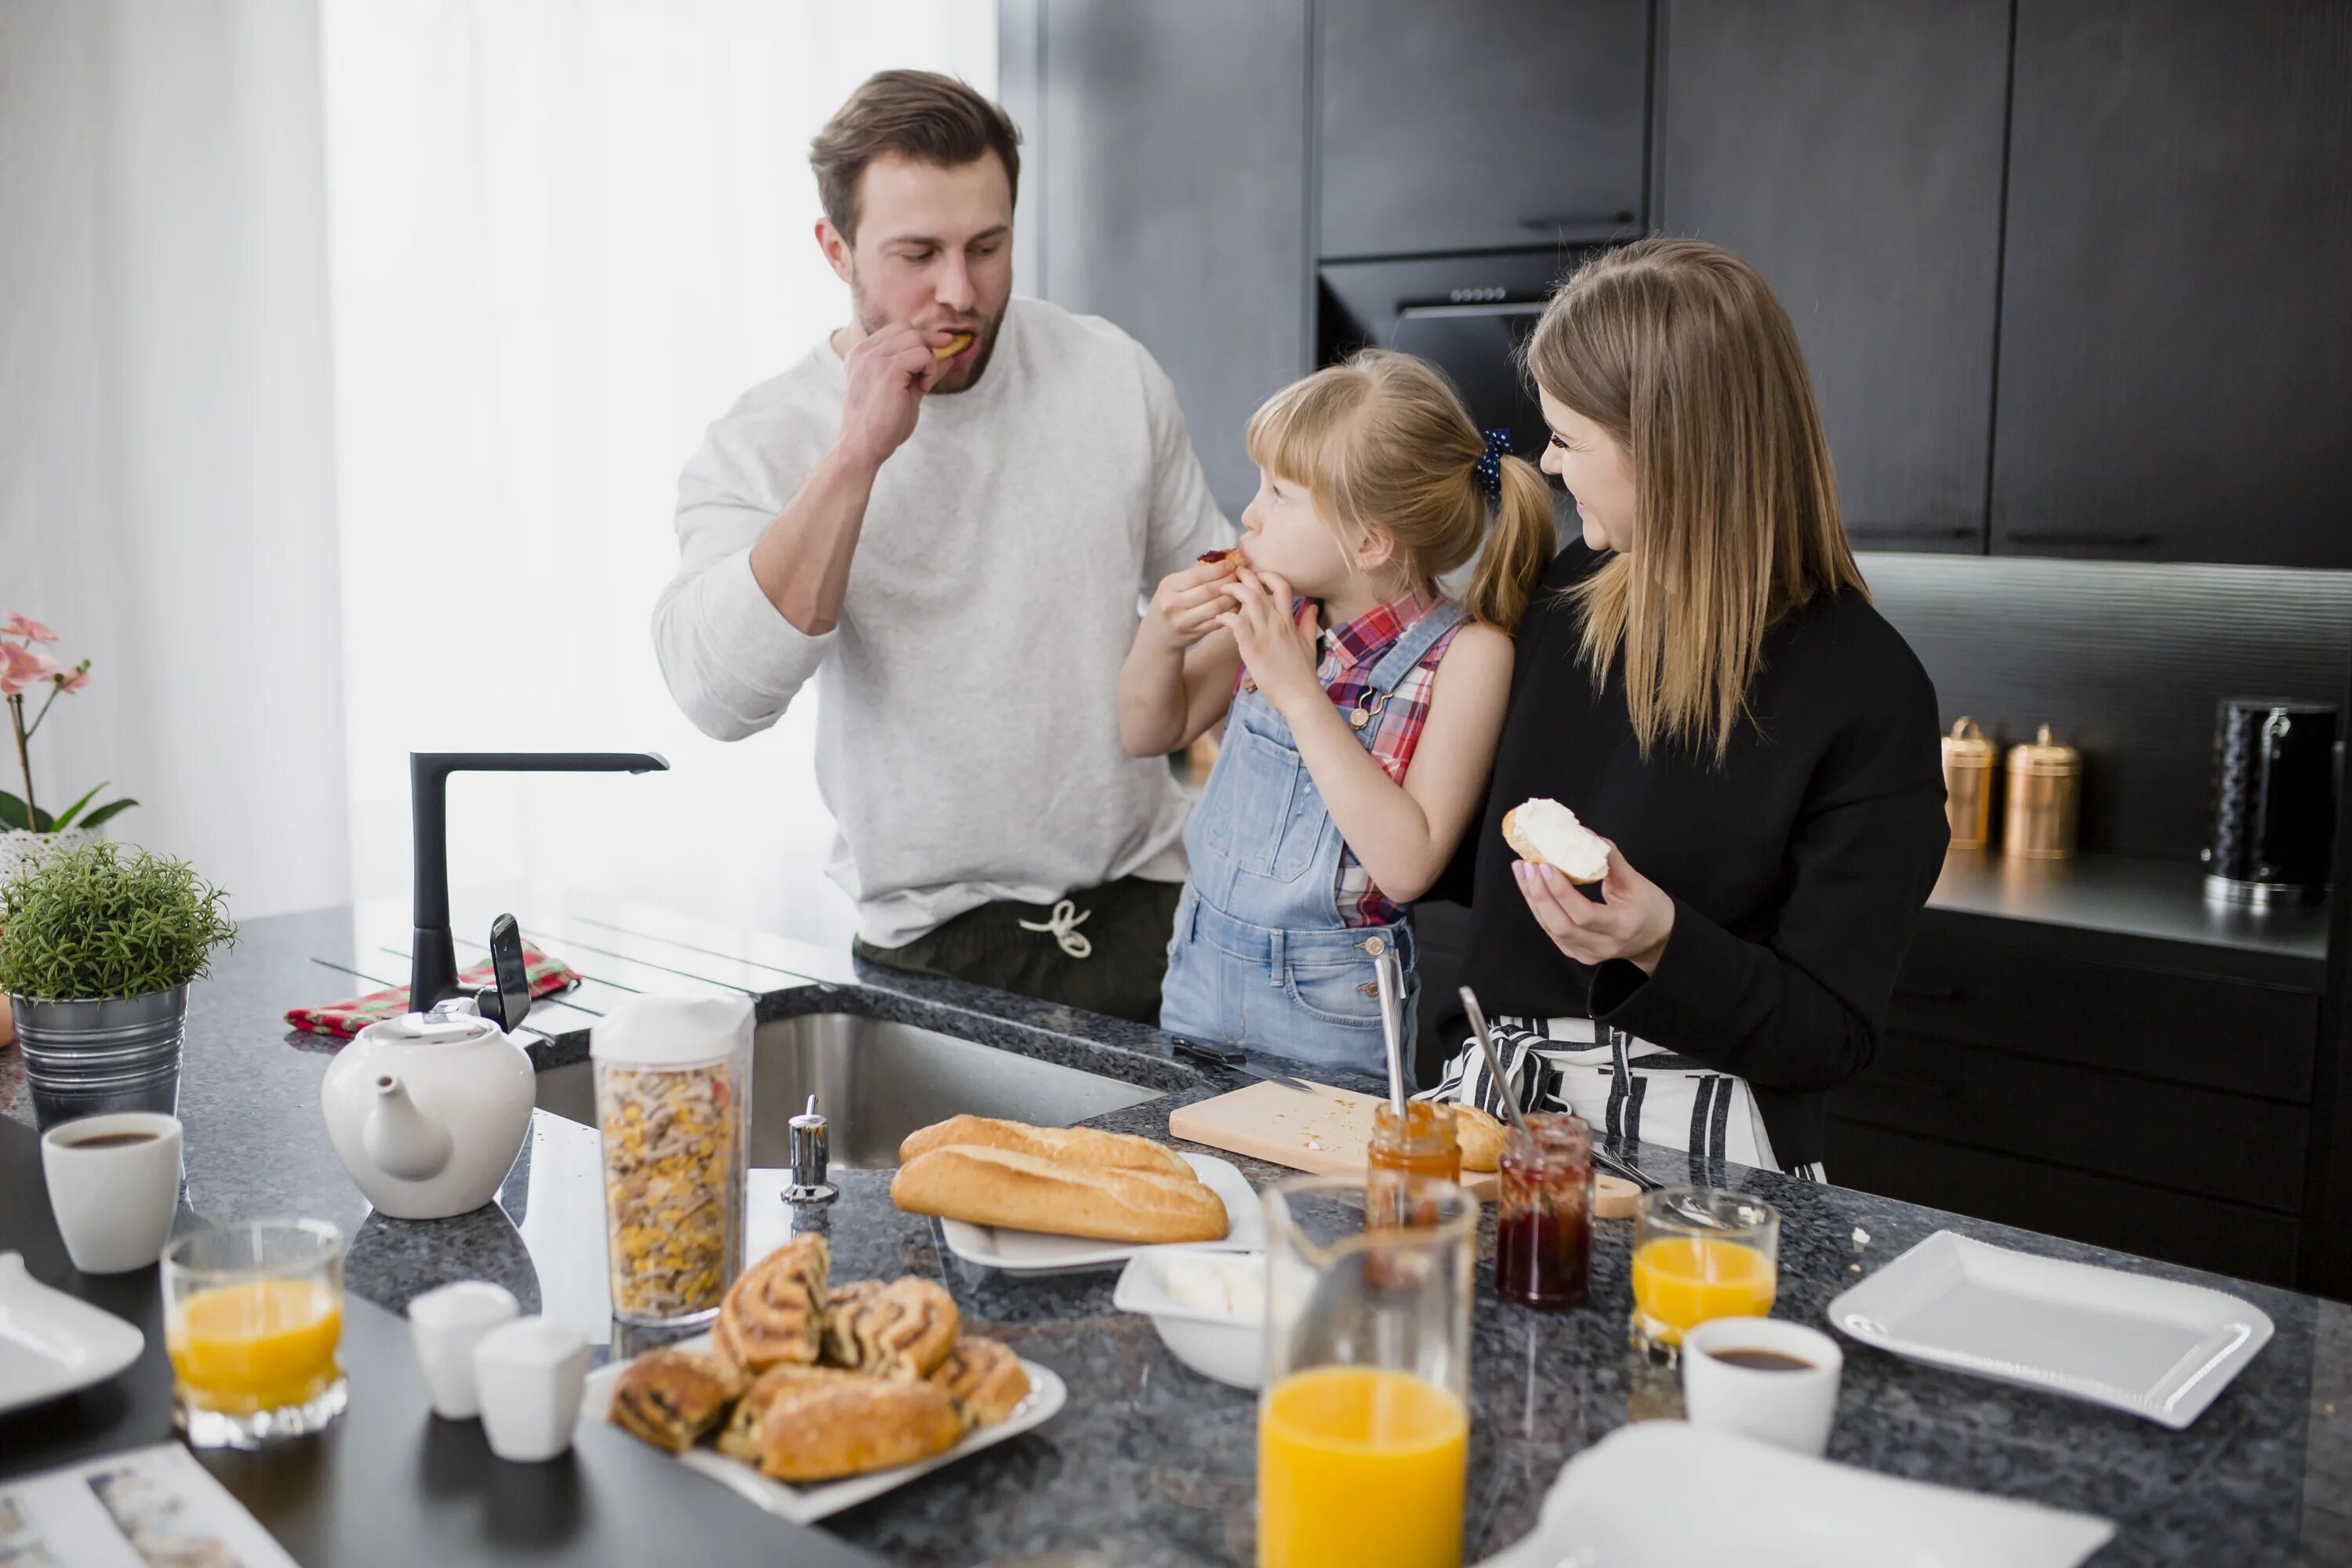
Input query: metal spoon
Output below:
<box><xmin>1374</xmin><ymin>949</ymin><xmax>1409</xmax><ymax>1117</ymax></box>
<box><xmin>1456</xmin><ymin>986</ymin><xmax>1534</xmax><ymax>1142</ymax></box>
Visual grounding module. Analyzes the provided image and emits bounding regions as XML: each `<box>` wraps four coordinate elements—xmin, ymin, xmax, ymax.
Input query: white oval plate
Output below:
<box><xmin>0</xmin><ymin>1251</ymin><xmax>147</xmax><ymax>1416</ymax></box>
<box><xmin>581</xmin><ymin>1333</ymin><xmax>1066</xmax><ymax>1526</ymax></box>
<box><xmin>936</xmin><ymin>1152</ymin><xmax>1261</xmax><ymax>1276</ymax></box>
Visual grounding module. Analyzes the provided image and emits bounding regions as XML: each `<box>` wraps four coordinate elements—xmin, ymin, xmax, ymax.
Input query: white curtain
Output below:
<box><xmin>0</xmin><ymin>0</ymin><xmax>350</xmax><ymax>917</ymax></box>
<box><xmin>318</xmin><ymin>0</ymin><xmax>999</xmax><ymax>951</ymax></box>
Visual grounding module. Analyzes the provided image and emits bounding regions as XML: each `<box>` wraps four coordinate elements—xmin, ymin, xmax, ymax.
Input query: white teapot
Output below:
<box><xmin>321</xmin><ymin>999</ymin><xmax>535</xmax><ymax>1220</ymax></box>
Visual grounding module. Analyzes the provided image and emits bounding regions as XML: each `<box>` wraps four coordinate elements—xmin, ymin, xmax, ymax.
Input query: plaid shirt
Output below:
<box><xmin>1321</xmin><ymin>588</ymin><xmax>1464</xmax><ymax>927</ymax></box>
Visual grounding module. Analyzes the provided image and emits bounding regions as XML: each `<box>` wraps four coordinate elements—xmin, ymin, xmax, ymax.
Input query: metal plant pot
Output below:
<box><xmin>12</xmin><ymin>984</ymin><xmax>188</xmax><ymax>1131</ymax></box>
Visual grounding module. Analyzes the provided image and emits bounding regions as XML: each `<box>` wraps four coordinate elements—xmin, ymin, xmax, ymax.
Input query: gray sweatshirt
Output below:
<box><xmin>652</xmin><ymin>298</ymin><xmax>1232</xmax><ymax>947</ymax></box>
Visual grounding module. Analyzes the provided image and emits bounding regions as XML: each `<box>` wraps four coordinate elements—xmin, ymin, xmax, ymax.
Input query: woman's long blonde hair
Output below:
<box><xmin>1244</xmin><ymin>349</ymin><xmax>1553</xmax><ymax>632</ymax></box>
<box><xmin>1523</xmin><ymin>238</ymin><xmax>1864</xmax><ymax>764</ymax></box>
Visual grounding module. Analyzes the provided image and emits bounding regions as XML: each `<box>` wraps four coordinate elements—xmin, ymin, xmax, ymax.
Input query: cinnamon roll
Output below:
<box><xmin>713</xmin><ymin>1363</ymin><xmax>856</xmax><ymax>1464</ymax></box>
<box><xmin>820</xmin><ymin>1276</ymin><xmax>960</xmax><ymax>1381</ymax></box>
<box><xmin>711</xmin><ymin>1233</ymin><xmax>829</xmax><ymax>1374</ymax></box>
<box><xmin>927</xmin><ymin>1336</ymin><xmax>1031</xmax><ymax>1430</ymax></box>
<box><xmin>608</xmin><ymin>1348</ymin><xmax>747</xmax><ymax>1454</ymax></box>
<box><xmin>750</xmin><ymin>1377</ymin><xmax>964</xmax><ymax>1483</ymax></box>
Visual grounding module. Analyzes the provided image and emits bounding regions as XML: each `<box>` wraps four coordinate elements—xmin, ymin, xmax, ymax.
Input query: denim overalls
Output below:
<box><xmin>1160</xmin><ymin>601</ymin><xmax>1465</xmax><ymax>1075</ymax></box>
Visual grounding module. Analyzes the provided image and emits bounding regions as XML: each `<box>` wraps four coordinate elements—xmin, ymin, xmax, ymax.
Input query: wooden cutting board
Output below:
<box><xmin>1167</xmin><ymin>1080</ymin><xmax>1501</xmax><ymax>1200</ymax></box>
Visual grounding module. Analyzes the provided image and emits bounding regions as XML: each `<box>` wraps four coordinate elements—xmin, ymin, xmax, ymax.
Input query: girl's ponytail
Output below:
<box><xmin>1465</xmin><ymin>454</ymin><xmax>1554</xmax><ymax>633</ymax></box>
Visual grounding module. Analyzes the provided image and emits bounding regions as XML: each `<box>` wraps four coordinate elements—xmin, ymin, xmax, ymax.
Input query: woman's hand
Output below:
<box><xmin>1140</xmin><ymin>555</ymin><xmax>1242</xmax><ymax>654</ymax></box>
<box><xmin>1512</xmin><ymin>842</ymin><xmax>1676</xmax><ymax>974</ymax></box>
<box><xmin>1216</xmin><ymin>568</ymin><xmax>1323</xmax><ymax>717</ymax></box>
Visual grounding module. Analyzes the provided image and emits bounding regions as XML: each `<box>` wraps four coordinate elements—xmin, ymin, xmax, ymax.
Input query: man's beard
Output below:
<box><xmin>850</xmin><ymin>276</ymin><xmax>1004</xmax><ymax>394</ymax></box>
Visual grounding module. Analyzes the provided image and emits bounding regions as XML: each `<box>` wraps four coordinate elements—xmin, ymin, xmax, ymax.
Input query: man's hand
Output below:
<box><xmin>1216</xmin><ymin>568</ymin><xmax>1322</xmax><ymax>717</ymax></box>
<box><xmin>1140</xmin><ymin>554</ymin><xmax>1243</xmax><ymax>655</ymax></box>
<box><xmin>836</xmin><ymin>324</ymin><xmax>960</xmax><ymax>470</ymax></box>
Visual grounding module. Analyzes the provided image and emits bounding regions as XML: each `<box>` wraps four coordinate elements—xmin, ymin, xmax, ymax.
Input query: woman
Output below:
<box><xmin>1425</xmin><ymin>238</ymin><xmax>1947</xmax><ymax>1179</ymax></box>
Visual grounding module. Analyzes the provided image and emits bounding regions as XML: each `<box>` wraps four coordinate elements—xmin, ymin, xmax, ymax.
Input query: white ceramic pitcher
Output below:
<box><xmin>321</xmin><ymin>1000</ymin><xmax>535</xmax><ymax>1219</ymax></box>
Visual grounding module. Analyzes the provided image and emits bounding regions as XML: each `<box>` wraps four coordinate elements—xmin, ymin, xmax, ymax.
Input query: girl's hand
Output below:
<box><xmin>1512</xmin><ymin>841</ymin><xmax>1676</xmax><ymax>974</ymax></box>
<box><xmin>1141</xmin><ymin>555</ymin><xmax>1243</xmax><ymax>653</ymax></box>
<box><xmin>1217</xmin><ymin>568</ymin><xmax>1321</xmax><ymax>715</ymax></box>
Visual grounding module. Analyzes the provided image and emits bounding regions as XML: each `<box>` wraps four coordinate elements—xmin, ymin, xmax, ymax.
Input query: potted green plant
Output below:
<box><xmin>1</xmin><ymin>841</ymin><xmax>236</xmax><ymax>1129</ymax></box>
<box><xmin>2</xmin><ymin>612</ymin><xmax>136</xmax><ymax>886</ymax></box>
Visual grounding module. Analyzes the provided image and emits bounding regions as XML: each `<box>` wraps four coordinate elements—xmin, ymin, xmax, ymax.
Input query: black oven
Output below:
<box><xmin>1317</xmin><ymin>246</ymin><xmax>1613</xmax><ymax>471</ymax></box>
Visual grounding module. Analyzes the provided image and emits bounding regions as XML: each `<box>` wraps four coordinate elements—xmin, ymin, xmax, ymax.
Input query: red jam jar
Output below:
<box><xmin>1496</xmin><ymin>1112</ymin><xmax>1594</xmax><ymax>1309</ymax></box>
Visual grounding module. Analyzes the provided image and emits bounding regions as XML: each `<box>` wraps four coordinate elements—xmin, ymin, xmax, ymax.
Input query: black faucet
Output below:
<box><xmin>407</xmin><ymin>750</ymin><xmax>669</xmax><ymax>1017</ymax></box>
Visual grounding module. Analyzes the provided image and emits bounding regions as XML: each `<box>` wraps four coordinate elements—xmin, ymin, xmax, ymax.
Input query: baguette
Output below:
<box><xmin>891</xmin><ymin>1145</ymin><xmax>1229</xmax><ymax>1244</ymax></box>
<box><xmin>897</xmin><ymin>1114</ymin><xmax>1194</xmax><ymax>1181</ymax></box>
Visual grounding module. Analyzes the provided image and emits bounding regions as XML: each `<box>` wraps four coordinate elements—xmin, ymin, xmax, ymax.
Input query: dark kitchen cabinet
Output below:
<box><xmin>1655</xmin><ymin>0</ymin><xmax>2009</xmax><ymax>553</ymax></box>
<box><xmin>1990</xmin><ymin>0</ymin><xmax>2352</xmax><ymax>566</ymax></box>
<box><xmin>1021</xmin><ymin>0</ymin><xmax>1313</xmax><ymax>514</ymax></box>
<box><xmin>1316</xmin><ymin>0</ymin><xmax>1650</xmax><ymax>260</ymax></box>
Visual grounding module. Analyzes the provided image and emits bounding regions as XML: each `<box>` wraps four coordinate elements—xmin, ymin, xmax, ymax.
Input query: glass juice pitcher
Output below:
<box><xmin>1258</xmin><ymin>1174</ymin><xmax>1477</xmax><ymax>1568</ymax></box>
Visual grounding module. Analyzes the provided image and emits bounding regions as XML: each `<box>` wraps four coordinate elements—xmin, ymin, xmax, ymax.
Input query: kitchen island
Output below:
<box><xmin>3</xmin><ymin>896</ymin><xmax>2346</xmax><ymax>1566</ymax></box>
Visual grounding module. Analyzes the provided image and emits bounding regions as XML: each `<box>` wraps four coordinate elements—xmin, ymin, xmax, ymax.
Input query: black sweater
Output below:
<box><xmin>1452</xmin><ymin>543</ymin><xmax>1948</xmax><ymax>1167</ymax></box>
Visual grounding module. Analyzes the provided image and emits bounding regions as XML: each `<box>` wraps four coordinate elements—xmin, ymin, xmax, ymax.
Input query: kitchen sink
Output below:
<box><xmin>532</xmin><ymin>1011</ymin><xmax>1163</xmax><ymax>1168</ymax></box>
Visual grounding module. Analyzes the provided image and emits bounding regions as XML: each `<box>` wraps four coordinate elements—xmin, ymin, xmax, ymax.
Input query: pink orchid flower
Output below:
<box><xmin>56</xmin><ymin>662</ymin><xmax>90</xmax><ymax>695</ymax></box>
<box><xmin>3</xmin><ymin>613</ymin><xmax>58</xmax><ymax>644</ymax></box>
<box><xmin>1</xmin><ymin>643</ymin><xmax>59</xmax><ymax>696</ymax></box>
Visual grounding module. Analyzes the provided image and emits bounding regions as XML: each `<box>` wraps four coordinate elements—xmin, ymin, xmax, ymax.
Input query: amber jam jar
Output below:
<box><xmin>1496</xmin><ymin>1113</ymin><xmax>1594</xmax><ymax>1309</ymax></box>
<box><xmin>1368</xmin><ymin>1101</ymin><xmax>1461</xmax><ymax>1185</ymax></box>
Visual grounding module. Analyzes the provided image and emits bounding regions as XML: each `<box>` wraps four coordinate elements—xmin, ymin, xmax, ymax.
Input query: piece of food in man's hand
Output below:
<box><xmin>608</xmin><ymin>1348</ymin><xmax>747</xmax><ymax>1454</ymax></box>
<box><xmin>1501</xmin><ymin>797</ymin><xmax>1611</xmax><ymax>884</ymax></box>
<box><xmin>932</xmin><ymin>332</ymin><xmax>975</xmax><ymax>361</ymax></box>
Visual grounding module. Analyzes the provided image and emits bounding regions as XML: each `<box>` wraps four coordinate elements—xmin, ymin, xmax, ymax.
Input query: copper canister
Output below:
<box><xmin>2003</xmin><ymin>724</ymin><xmax>2081</xmax><ymax>859</ymax></box>
<box><xmin>1941</xmin><ymin>717</ymin><xmax>1998</xmax><ymax>848</ymax></box>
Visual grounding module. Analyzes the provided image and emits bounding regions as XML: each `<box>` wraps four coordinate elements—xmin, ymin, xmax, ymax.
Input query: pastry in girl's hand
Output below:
<box><xmin>1197</xmin><ymin>546</ymin><xmax>1242</xmax><ymax>568</ymax></box>
<box><xmin>1501</xmin><ymin>798</ymin><xmax>1611</xmax><ymax>884</ymax></box>
<box><xmin>932</xmin><ymin>332</ymin><xmax>975</xmax><ymax>361</ymax></box>
<box><xmin>821</xmin><ymin>1277</ymin><xmax>961</xmax><ymax>1380</ymax></box>
<box><xmin>711</xmin><ymin>1233</ymin><xmax>829</xmax><ymax>1374</ymax></box>
<box><xmin>927</xmin><ymin>1336</ymin><xmax>1031</xmax><ymax>1430</ymax></box>
<box><xmin>608</xmin><ymin>1348</ymin><xmax>747</xmax><ymax>1454</ymax></box>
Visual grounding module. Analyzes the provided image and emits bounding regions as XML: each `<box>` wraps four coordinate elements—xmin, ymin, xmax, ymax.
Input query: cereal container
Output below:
<box><xmin>590</xmin><ymin>994</ymin><xmax>753</xmax><ymax>1326</ymax></box>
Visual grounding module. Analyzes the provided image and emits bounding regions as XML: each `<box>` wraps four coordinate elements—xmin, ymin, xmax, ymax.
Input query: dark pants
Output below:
<box><xmin>851</xmin><ymin>877</ymin><xmax>1184</xmax><ymax>1025</ymax></box>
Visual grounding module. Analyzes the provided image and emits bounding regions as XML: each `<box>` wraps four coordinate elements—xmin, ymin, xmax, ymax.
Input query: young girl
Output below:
<box><xmin>1119</xmin><ymin>349</ymin><xmax>1553</xmax><ymax>1073</ymax></box>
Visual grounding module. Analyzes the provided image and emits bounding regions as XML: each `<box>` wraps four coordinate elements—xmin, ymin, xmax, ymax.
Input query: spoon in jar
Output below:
<box><xmin>1457</xmin><ymin>986</ymin><xmax>1534</xmax><ymax>1142</ymax></box>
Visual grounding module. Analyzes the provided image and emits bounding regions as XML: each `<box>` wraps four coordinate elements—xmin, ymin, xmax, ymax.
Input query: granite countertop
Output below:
<box><xmin>5</xmin><ymin>894</ymin><xmax>2347</xmax><ymax>1566</ymax></box>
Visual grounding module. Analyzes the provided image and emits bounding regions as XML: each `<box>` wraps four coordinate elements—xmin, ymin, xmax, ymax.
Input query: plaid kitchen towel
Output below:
<box><xmin>285</xmin><ymin>944</ymin><xmax>581</xmax><ymax>1038</ymax></box>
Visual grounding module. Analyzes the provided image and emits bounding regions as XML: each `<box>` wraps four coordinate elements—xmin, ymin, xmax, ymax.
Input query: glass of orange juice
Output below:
<box><xmin>162</xmin><ymin>1218</ymin><xmax>347</xmax><ymax>1448</ymax></box>
<box><xmin>1258</xmin><ymin>1174</ymin><xmax>1476</xmax><ymax>1568</ymax></box>
<box><xmin>1628</xmin><ymin>1186</ymin><xmax>1779</xmax><ymax>1362</ymax></box>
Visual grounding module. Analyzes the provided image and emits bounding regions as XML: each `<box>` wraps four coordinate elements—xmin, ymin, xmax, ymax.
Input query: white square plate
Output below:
<box><xmin>1479</xmin><ymin>1421</ymin><xmax>2114</xmax><ymax>1568</ymax></box>
<box><xmin>1825</xmin><ymin>1229</ymin><xmax>2273</xmax><ymax>1428</ymax></box>
<box><xmin>0</xmin><ymin>1251</ymin><xmax>147</xmax><ymax>1416</ymax></box>
<box><xmin>579</xmin><ymin>1333</ymin><xmax>1067</xmax><ymax>1526</ymax></box>
<box><xmin>938</xmin><ymin>1152</ymin><xmax>1262</xmax><ymax>1275</ymax></box>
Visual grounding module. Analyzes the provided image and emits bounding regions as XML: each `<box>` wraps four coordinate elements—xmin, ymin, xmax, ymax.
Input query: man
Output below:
<box><xmin>652</xmin><ymin>71</ymin><xmax>1230</xmax><ymax>1023</ymax></box>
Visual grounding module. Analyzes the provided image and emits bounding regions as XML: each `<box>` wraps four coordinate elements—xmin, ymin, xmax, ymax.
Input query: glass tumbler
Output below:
<box><xmin>1628</xmin><ymin>1185</ymin><xmax>1780</xmax><ymax>1360</ymax></box>
<box><xmin>1258</xmin><ymin>1174</ymin><xmax>1477</xmax><ymax>1568</ymax></box>
<box><xmin>162</xmin><ymin>1218</ymin><xmax>347</xmax><ymax>1448</ymax></box>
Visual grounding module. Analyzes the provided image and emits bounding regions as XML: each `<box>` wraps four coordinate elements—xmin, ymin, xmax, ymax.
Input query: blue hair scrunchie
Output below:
<box><xmin>1472</xmin><ymin>428</ymin><xmax>1512</xmax><ymax>505</ymax></box>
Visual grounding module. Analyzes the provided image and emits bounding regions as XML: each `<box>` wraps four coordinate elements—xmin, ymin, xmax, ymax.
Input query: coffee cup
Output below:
<box><xmin>1680</xmin><ymin>1316</ymin><xmax>1843</xmax><ymax>1456</ymax></box>
<box><xmin>40</xmin><ymin>1112</ymin><xmax>183</xmax><ymax>1273</ymax></box>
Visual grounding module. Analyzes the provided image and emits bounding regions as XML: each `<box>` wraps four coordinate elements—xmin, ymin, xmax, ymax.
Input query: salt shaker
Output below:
<box><xmin>472</xmin><ymin>1317</ymin><xmax>591</xmax><ymax>1462</ymax></box>
<box><xmin>408</xmin><ymin>1279</ymin><xmax>521</xmax><ymax>1419</ymax></box>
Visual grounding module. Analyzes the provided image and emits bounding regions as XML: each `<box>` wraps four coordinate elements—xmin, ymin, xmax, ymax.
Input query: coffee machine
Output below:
<box><xmin>2202</xmin><ymin>699</ymin><xmax>2339</xmax><ymax>908</ymax></box>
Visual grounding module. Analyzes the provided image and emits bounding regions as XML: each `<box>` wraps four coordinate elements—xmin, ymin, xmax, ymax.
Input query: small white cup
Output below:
<box><xmin>472</xmin><ymin>1316</ymin><xmax>590</xmax><ymax>1462</ymax></box>
<box><xmin>1681</xmin><ymin>1316</ymin><xmax>1844</xmax><ymax>1456</ymax></box>
<box><xmin>408</xmin><ymin>1280</ymin><xmax>521</xmax><ymax>1419</ymax></box>
<box><xmin>40</xmin><ymin>1112</ymin><xmax>183</xmax><ymax>1273</ymax></box>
